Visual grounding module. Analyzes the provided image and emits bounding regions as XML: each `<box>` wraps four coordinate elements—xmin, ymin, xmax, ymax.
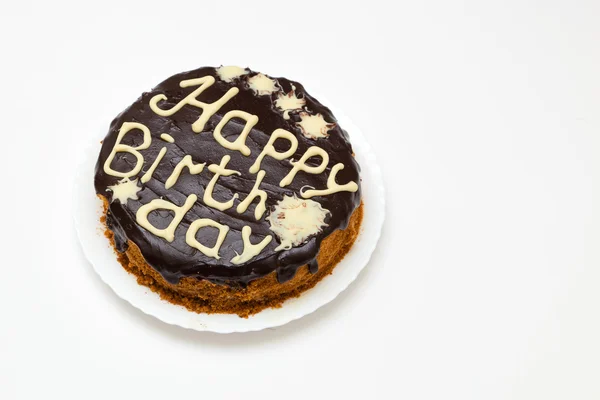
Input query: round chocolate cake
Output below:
<box><xmin>94</xmin><ymin>66</ymin><xmax>363</xmax><ymax>317</ymax></box>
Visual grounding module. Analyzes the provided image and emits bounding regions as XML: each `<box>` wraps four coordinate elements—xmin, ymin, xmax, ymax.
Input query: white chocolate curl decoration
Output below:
<box><xmin>275</xmin><ymin>85</ymin><xmax>306</xmax><ymax>119</ymax></box>
<box><xmin>247</xmin><ymin>73</ymin><xmax>279</xmax><ymax>95</ymax></box>
<box><xmin>296</xmin><ymin>112</ymin><xmax>336</xmax><ymax>140</ymax></box>
<box><xmin>216</xmin><ymin>66</ymin><xmax>249</xmax><ymax>82</ymax></box>
<box><xmin>149</xmin><ymin>76</ymin><xmax>238</xmax><ymax>133</ymax></box>
<box><xmin>106</xmin><ymin>177</ymin><xmax>141</xmax><ymax>205</ymax></box>
<box><xmin>267</xmin><ymin>194</ymin><xmax>330</xmax><ymax>251</ymax></box>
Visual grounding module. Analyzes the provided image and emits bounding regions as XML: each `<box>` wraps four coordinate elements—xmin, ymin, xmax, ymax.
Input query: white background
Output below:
<box><xmin>1</xmin><ymin>1</ymin><xmax>599</xmax><ymax>399</ymax></box>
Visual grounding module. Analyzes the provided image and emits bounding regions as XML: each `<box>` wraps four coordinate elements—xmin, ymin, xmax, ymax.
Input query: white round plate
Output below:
<box><xmin>73</xmin><ymin>109</ymin><xmax>385</xmax><ymax>333</ymax></box>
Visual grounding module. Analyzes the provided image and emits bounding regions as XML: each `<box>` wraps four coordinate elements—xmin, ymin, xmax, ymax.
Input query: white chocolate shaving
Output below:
<box><xmin>301</xmin><ymin>163</ymin><xmax>359</xmax><ymax>198</ymax></box>
<box><xmin>247</xmin><ymin>73</ymin><xmax>278</xmax><ymax>96</ymax></box>
<box><xmin>216</xmin><ymin>66</ymin><xmax>249</xmax><ymax>82</ymax></box>
<box><xmin>149</xmin><ymin>76</ymin><xmax>239</xmax><ymax>133</ymax></box>
<box><xmin>204</xmin><ymin>155</ymin><xmax>241</xmax><ymax>211</ymax></box>
<box><xmin>186</xmin><ymin>218</ymin><xmax>230</xmax><ymax>260</ymax></box>
<box><xmin>274</xmin><ymin>86</ymin><xmax>305</xmax><ymax>119</ymax></box>
<box><xmin>280</xmin><ymin>146</ymin><xmax>329</xmax><ymax>187</ymax></box>
<box><xmin>165</xmin><ymin>155</ymin><xmax>206</xmax><ymax>189</ymax></box>
<box><xmin>160</xmin><ymin>133</ymin><xmax>175</xmax><ymax>143</ymax></box>
<box><xmin>213</xmin><ymin>110</ymin><xmax>259</xmax><ymax>156</ymax></box>
<box><xmin>136</xmin><ymin>194</ymin><xmax>197</xmax><ymax>242</ymax></box>
<box><xmin>106</xmin><ymin>177</ymin><xmax>141</xmax><ymax>205</ymax></box>
<box><xmin>236</xmin><ymin>170</ymin><xmax>268</xmax><ymax>220</ymax></box>
<box><xmin>267</xmin><ymin>195</ymin><xmax>330</xmax><ymax>251</ymax></box>
<box><xmin>141</xmin><ymin>146</ymin><xmax>167</xmax><ymax>184</ymax></box>
<box><xmin>103</xmin><ymin>122</ymin><xmax>151</xmax><ymax>178</ymax></box>
<box><xmin>249</xmin><ymin>129</ymin><xmax>298</xmax><ymax>174</ymax></box>
<box><xmin>230</xmin><ymin>226</ymin><xmax>272</xmax><ymax>265</ymax></box>
<box><xmin>296</xmin><ymin>112</ymin><xmax>335</xmax><ymax>139</ymax></box>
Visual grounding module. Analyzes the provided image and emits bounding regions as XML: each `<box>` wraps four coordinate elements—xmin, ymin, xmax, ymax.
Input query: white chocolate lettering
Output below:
<box><xmin>213</xmin><ymin>110</ymin><xmax>259</xmax><ymax>156</ymax></box>
<box><xmin>149</xmin><ymin>76</ymin><xmax>239</xmax><ymax>133</ymax></box>
<box><xmin>301</xmin><ymin>163</ymin><xmax>359</xmax><ymax>198</ymax></box>
<box><xmin>236</xmin><ymin>170</ymin><xmax>268</xmax><ymax>220</ymax></box>
<box><xmin>186</xmin><ymin>218</ymin><xmax>229</xmax><ymax>260</ymax></box>
<box><xmin>165</xmin><ymin>155</ymin><xmax>206</xmax><ymax>190</ymax></box>
<box><xmin>279</xmin><ymin>146</ymin><xmax>329</xmax><ymax>187</ymax></box>
<box><xmin>249</xmin><ymin>129</ymin><xmax>298</xmax><ymax>174</ymax></box>
<box><xmin>204</xmin><ymin>155</ymin><xmax>241</xmax><ymax>211</ymax></box>
<box><xmin>160</xmin><ymin>133</ymin><xmax>175</xmax><ymax>143</ymax></box>
<box><xmin>231</xmin><ymin>226</ymin><xmax>272</xmax><ymax>264</ymax></box>
<box><xmin>136</xmin><ymin>194</ymin><xmax>197</xmax><ymax>242</ymax></box>
<box><xmin>103</xmin><ymin>122</ymin><xmax>151</xmax><ymax>178</ymax></box>
<box><xmin>141</xmin><ymin>146</ymin><xmax>167</xmax><ymax>184</ymax></box>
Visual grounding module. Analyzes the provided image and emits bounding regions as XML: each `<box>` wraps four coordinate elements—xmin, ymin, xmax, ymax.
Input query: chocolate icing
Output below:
<box><xmin>94</xmin><ymin>66</ymin><xmax>361</xmax><ymax>287</ymax></box>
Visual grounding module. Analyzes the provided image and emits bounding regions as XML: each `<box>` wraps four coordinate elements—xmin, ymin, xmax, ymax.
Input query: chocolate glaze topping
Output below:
<box><xmin>94</xmin><ymin>66</ymin><xmax>361</xmax><ymax>287</ymax></box>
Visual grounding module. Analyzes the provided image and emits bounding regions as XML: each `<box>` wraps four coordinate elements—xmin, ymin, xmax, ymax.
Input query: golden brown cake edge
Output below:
<box><xmin>100</xmin><ymin>196</ymin><xmax>364</xmax><ymax>318</ymax></box>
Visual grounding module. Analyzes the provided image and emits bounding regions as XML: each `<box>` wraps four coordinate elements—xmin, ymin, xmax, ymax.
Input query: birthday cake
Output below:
<box><xmin>94</xmin><ymin>66</ymin><xmax>363</xmax><ymax>317</ymax></box>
